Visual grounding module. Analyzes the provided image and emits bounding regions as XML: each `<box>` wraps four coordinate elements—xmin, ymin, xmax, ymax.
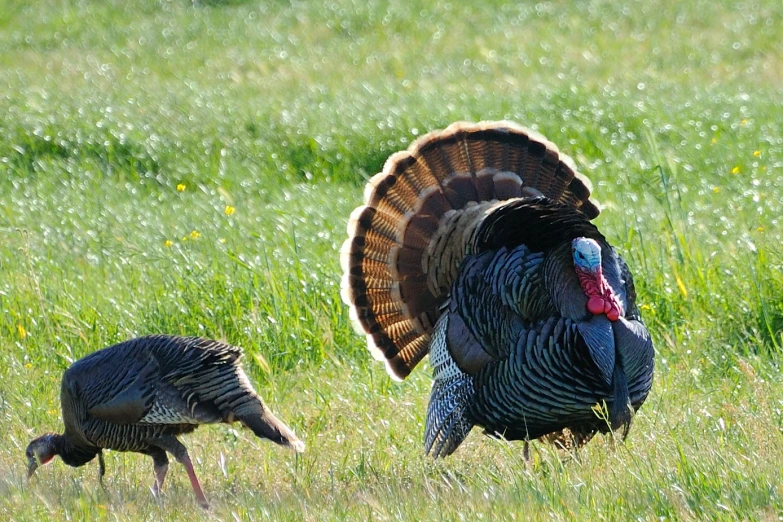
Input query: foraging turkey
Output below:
<box><xmin>340</xmin><ymin>121</ymin><xmax>654</xmax><ymax>457</ymax></box>
<box><xmin>25</xmin><ymin>335</ymin><xmax>304</xmax><ymax>508</ymax></box>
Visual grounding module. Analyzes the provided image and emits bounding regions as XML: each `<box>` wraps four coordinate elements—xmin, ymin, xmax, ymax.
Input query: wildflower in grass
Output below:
<box><xmin>713</xmin><ymin>187</ymin><xmax>720</xmax><ymax>193</ymax></box>
<box><xmin>182</xmin><ymin>236</ymin><xmax>188</xmax><ymax>241</ymax></box>
<box><xmin>190</xmin><ymin>230</ymin><xmax>201</xmax><ymax>239</ymax></box>
<box><xmin>24</xmin><ymin>362</ymin><xmax>33</xmax><ymax>369</ymax></box>
<box><xmin>164</xmin><ymin>240</ymin><xmax>173</xmax><ymax>248</ymax></box>
<box><xmin>753</xmin><ymin>150</ymin><xmax>761</xmax><ymax>157</ymax></box>
<box><xmin>177</xmin><ymin>183</ymin><xmax>186</xmax><ymax>192</ymax></box>
<box><xmin>675</xmin><ymin>275</ymin><xmax>688</xmax><ymax>298</ymax></box>
<box><xmin>17</xmin><ymin>324</ymin><xmax>26</xmax><ymax>339</ymax></box>
<box><xmin>731</xmin><ymin>166</ymin><xmax>740</xmax><ymax>174</ymax></box>
<box><xmin>740</xmin><ymin>119</ymin><xmax>749</xmax><ymax>126</ymax></box>
<box><xmin>711</xmin><ymin>137</ymin><xmax>717</xmax><ymax>145</ymax></box>
<box><xmin>757</xmin><ymin>226</ymin><xmax>764</xmax><ymax>232</ymax></box>
<box><xmin>219</xmin><ymin>238</ymin><xmax>226</xmax><ymax>244</ymax></box>
<box><xmin>224</xmin><ymin>205</ymin><xmax>235</xmax><ymax>216</ymax></box>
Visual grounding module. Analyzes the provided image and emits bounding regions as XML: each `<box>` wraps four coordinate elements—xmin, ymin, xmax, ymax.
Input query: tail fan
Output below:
<box><xmin>341</xmin><ymin>121</ymin><xmax>599</xmax><ymax>379</ymax></box>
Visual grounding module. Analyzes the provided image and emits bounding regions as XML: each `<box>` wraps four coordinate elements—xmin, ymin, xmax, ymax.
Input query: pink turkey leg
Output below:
<box><xmin>181</xmin><ymin>455</ymin><xmax>209</xmax><ymax>508</ymax></box>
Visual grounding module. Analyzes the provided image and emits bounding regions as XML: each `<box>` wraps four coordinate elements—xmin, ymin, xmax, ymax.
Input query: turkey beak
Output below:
<box><xmin>26</xmin><ymin>456</ymin><xmax>38</xmax><ymax>481</ymax></box>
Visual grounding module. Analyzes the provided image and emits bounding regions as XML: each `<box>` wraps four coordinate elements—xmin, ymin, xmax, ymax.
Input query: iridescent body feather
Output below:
<box><xmin>341</xmin><ymin>121</ymin><xmax>655</xmax><ymax>456</ymax></box>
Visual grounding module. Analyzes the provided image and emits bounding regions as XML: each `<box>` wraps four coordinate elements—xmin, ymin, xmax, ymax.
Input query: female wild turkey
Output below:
<box><xmin>341</xmin><ymin>121</ymin><xmax>655</xmax><ymax>457</ymax></box>
<box><xmin>25</xmin><ymin>335</ymin><xmax>304</xmax><ymax>508</ymax></box>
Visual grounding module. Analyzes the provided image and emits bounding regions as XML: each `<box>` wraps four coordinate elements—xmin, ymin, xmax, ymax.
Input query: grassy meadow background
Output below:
<box><xmin>1</xmin><ymin>0</ymin><xmax>782</xmax><ymax>519</ymax></box>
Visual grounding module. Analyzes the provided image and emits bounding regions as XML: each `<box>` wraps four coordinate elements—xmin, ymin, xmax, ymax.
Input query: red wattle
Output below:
<box><xmin>578</xmin><ymin>267</ymin><xmax>623</xmax><ymax>321</ymax></box>
<box><xmin>587</xmin><ymin>296</ymin><xmax>605</xmax><ymax>315</ymax></box>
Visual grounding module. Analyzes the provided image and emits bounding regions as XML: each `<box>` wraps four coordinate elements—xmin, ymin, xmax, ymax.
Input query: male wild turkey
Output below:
<box><xmin>25</xmin><ymin>335</ymin><xmax>304</xmax><ymax>508</ymax></box>
<box><xmin>341</xmin><ymin>121</ymin><xmax>654</xmax><ymax>457</ymax></box>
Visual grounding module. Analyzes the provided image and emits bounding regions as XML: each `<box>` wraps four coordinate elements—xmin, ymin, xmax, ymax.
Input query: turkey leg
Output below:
<box><xmin>145</xmin><ymin>449</ymin><xmax>169</xmax><ymax>497</ymax></box>
<box><xmin>98</xmin><ymin>451</ymin><xmax>106</xmax><ymax>483</ymax></box>
<box><xmin>154</xmin><ymin>436</ymin><xmax>209</xmax><ymax>509</ymax></box>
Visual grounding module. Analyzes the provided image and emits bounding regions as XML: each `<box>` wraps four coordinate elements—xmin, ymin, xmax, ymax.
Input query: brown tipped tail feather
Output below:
<box><xmin>340</xmin><ymin>121</ymin><xmax>599</xmax><ymax>380</ymax></box>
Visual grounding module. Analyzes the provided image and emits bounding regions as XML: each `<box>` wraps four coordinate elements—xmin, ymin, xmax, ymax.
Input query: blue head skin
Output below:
<box><xmin>571</xmin><ymin>237</ymin><xmax>622</xmax><ymax>321</ymax></box>
<box><xmin>572</xmin><ymin>237</ymin><xmax>602</xmax><ymax>274</ymax></box>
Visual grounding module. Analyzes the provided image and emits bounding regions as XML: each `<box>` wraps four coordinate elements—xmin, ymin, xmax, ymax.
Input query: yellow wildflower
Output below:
<box><xmin>753</xmin><ymin>150</ymin><xmax>761</xmax><ymax>157</ymax></box>
<box><xmin>177</xmin><ymin>183</ymin><xmax>186</xmax><ymax>192</ymax></box>
<box><xmin>164</xmin><ymin>240</ymin><xmax>173</xmax><ymax>248</ymax></box>
<box><xmin>17</xmin><ymin>324</ymin><xmax>26</xmax><ymax>339</ymax></box>
<box><xmin>219</xmin><ymin>238</ymin><xmax>227</xmax><ymax>244</ymax></box>
<box><xmin>757</xmin><ymin>226</ymin><xmax>764</xmax><ymax>232</ymax></box>
<box><xmin>713</xmin><ymin>187</ymin><xmax>720</xmax><ymax>193</ymax></box>
<box><xmin>189</xmin><ymin>230</ymin><xmax>201</xmax><ymax>239</ymax></box>
<box><xmin>24</xmin><ymin>362</ymin><xmax>33</xmax><ymax>369</ymax></box>
<box><xmin>740</xmin><ymin>119</ymin><xmax>749</xmax><ymax>126</ymax></box>
<box><xmin>711</xmin><ymin>137</ymin><xmax>717</xmax><ymax>145</ymax></box>
<box><xmin>675</xmin><ymin>275</ymin><xmax>688</xmax><ymax>298</ymax></box>
<box><xmin>224</xmin><ymin>205</ymin><xmax>236</xmax><ymax>216</ymax></box>
<box><xmin>731</xmin><ymin>166</ymin><xmax>740</xmax><ymax>175</ymax></box>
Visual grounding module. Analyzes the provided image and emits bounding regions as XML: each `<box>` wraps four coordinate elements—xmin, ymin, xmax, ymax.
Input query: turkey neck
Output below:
<box><xmin>542</xmin><ymin>242</ymin><xmax>590</xmax><ymax>321</ymax></box>
<box><xmin>51</xmin><ymin>432</ymin><xmax>99</xmax><ymax>468</ymax></box>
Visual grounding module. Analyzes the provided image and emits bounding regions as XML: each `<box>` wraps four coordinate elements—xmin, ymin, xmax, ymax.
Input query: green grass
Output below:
<box><xmin>1</xmin><ymin>0</ymin><xmax>782</xmax><ymax>519</ymax></box>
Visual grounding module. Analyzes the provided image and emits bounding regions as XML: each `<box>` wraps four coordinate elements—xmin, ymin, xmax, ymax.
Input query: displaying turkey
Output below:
<box><xmin>25</xmin><ymin>335</ymin><xmax>304</xmax><ymax>508</ymax></box>
<box><xmin>340</xmin><ymin>121</ymin><xmax>654</xmax><ymax>457</ymax></box>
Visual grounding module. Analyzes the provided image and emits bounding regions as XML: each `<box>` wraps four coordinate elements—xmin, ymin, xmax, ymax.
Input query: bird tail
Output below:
<box><xmin>239</xmin><ymin>406</ymin><xmax>305</xmax><ymax>453</ymax></box>
<box><xmin>341</xmin><ymin>121</ymin><xmax>599</xmax><ymax>379</ymax></box>
<box><xmin>222</xmin><ymin>367</ymin><xmax>305</xmax><ymax>453</ymax></box>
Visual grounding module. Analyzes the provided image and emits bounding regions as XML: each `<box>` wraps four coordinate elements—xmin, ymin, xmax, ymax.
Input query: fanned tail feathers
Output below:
<box><xmin>341</xmin><ymin>121</ymin><xmax>599</xmax><ymax>379</ymax></box>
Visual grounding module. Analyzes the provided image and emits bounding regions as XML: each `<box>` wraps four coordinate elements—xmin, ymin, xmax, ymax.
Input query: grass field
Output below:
<box><xmin>1</xmin><ymin>0</ymin><xmax>782</xmax><ymax>520</ymax></box>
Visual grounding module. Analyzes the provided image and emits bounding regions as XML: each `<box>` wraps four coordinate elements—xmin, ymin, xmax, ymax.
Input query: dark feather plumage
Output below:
<box><xmin>26</xmin><ymin>335</ymin><xmax>304</xmax><ymax>507</ymax></box>
<box><xmin>341</xmin><ymin>121</ymin><xmax>655</xmax><ymax>456</ymax></box>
